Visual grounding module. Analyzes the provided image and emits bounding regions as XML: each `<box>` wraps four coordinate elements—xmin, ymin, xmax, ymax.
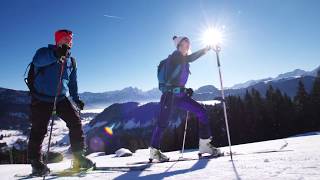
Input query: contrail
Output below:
<box><xmin>103</xmin><ymin>14</ymin><xmax>123</xmax><ymax>20</ymax></box>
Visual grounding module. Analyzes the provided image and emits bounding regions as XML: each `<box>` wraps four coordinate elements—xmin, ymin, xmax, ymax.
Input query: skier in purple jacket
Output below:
<box><xmin>150</xmin><ymin>36</ymin><xmax>221</xmax><ymax>162</ymax></box>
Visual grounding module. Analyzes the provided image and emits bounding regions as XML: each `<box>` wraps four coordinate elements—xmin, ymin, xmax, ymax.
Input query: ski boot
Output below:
<box><xmin>198</xmin><ymin>137</ymin><xmax>222</xmax><ymax>158</ymax></box>
<box><xmin>149</xmin><ymin>147</ymin><xmax>170</xmax><ymax>163</ymax></box>
<box><xmin>30</xmin><ymin>159</ymin><xmax>50</xmax><ymax>176</ymax></box>
<box><xmin>72</xmin><ymin>152</ymin><xmax>95</xmax><ymax>170</ymax></box>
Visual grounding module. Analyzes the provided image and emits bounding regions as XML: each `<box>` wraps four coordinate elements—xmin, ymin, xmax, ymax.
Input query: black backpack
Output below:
<box><xmin>24</xmin><ymin>57</ymin><xmax>77</xmax><ymax>95</ymax></box>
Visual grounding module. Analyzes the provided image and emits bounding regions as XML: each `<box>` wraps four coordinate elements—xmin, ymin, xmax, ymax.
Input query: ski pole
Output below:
<box><xmin>180</xmin><ymin>111</ymin><xmax>189</xmax><ymax>159</ymax></box>
<box><xmin>43</xmin><ymin>59</ymin><xmax>66</xmax><ymax>180</ymax></box>
<box><xmin>214</xmin><ymin>46</ymin><xmax>233</xmax><ymax>160</ymax></box>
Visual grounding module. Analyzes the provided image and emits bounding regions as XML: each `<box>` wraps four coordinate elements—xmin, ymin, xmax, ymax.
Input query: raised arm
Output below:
<box><xmin>186</xmin><ymin>47</ymin><xmax>210</xmax><ymax>63</ymax></box>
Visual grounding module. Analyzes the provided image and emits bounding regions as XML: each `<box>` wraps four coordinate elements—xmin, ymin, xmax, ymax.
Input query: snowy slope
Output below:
<box><xmin>0</xmin><ymin>130</ymin><xmax>27</xmax><ymax>150</ymax></box>
<box><xmin>1</xmin><ymin>133</ymin><xmax>320</xmax><ymax>179</ymax></box>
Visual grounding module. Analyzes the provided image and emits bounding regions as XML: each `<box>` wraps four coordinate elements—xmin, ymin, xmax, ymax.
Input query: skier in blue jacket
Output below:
<box><xmin>27</xmin><ymin>29</ymin><xmax>94</xmax><ymax>175</ymax></box>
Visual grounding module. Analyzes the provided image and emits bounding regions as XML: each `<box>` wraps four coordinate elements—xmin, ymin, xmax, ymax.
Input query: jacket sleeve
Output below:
<box><xmin>186</xmin><ymin>48</ymin><xmax>208</xmax><ymax>63</ymax></box>
<box><xmin>170</xmin><ymin>48</ymin><xmax>209</xmax><ymax>65</ymax></box>
<box><xmin>68</xmin><ymin>66</ymin><xmax>80</xmax><ymax>102</ymax></box>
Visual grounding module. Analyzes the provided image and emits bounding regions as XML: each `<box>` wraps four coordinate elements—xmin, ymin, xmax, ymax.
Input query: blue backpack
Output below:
<box><xmin>157</xmin><ymin>57</ymin><xmax>181</xmax><ymax>92</ymax></box>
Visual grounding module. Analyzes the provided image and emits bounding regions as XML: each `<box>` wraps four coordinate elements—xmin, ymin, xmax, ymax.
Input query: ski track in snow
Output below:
<box><xmin>1</xmin><ymin>133</ymin><xmax>319</xmax><ymax>179</ymax></box>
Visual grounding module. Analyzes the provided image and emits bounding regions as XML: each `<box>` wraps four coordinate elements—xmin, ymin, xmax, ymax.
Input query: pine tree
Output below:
<box><xmin>280</xmin><ymin>93</ymin><xmax>296</xmax><ymax>136</ymax></box>
<box><xmin>250</xmin><ymin>89</ymin><xmax>265</xmax><ymax>141</ymax></box>
<box><xmin>310</xmin><ymin>70</ymin><xmax>320</xmax><ymax>130</ymax></box>
<box><xmin>243</xmin><ymin>90</ymin><xmax>257</xmax><ymax>142</ymax></box>
<box><xmin>294</xmin><ymin>79</ymin><xmax>311</xmax><ymax>133</ymax></box>
<box><xmin>225</xmin><ymin>95</ymin><xmax>244</xmax><ymax>144</ymax></box>
<box><xmin>265</xmin><ymin>85</ymin><xmax>277</xmax><ymax>139</ymax></box>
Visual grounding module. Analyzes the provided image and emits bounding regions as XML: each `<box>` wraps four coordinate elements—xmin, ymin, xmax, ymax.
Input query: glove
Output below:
<box><xmin>205</xmin><ymin>45</ymin><xmax>211</xmax><ymax>52</ymax></box>
<box><xmin>212</xmin><ymin>45</ymin><xmax>221</xmax><ymax>52</ymax></box>
<box><xmin>186</xmin><ymin>88</ymin><xmax>194</xmax><ymax>97</ymax></box>
<box><xmin>75</xmin><ymin>99</ymin><xmax>85</xmax><ymax>110</ymax></box>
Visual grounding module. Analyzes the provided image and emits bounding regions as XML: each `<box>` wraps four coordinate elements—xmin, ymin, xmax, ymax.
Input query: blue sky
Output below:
<box><xmin>0</xmin><ymin>0</ymin><xmax>319</xmax><ymax>92</ymax></box>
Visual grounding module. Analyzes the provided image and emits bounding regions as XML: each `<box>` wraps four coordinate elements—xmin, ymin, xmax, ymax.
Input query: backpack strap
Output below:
<box><xmin>166</xmin><ymin>57</ymin><xmax>182</xmax><ymax>86</ymax></box>
<box><xmin>167</xmin><ymin>64</ymin><xmax>181</xmax><ymax>86</ymax></box>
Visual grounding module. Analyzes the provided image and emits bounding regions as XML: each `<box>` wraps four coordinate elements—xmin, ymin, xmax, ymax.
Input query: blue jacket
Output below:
<box><xmin>32</xmin><ymin>44</ymin><xmax>80</xmax><ymax>103</ymax></box>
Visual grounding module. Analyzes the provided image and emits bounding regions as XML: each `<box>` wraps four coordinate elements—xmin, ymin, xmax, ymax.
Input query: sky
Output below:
<box><xmin>0</xmin><ymin>0</ymin><xmax>319</xmax><ymax>93</ymax></box>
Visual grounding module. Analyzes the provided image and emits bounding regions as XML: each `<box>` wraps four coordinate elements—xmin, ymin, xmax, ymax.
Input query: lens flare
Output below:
<box><xmin>201</xmin><ymin>26</ymin><xmax>224</xmax><ymax>47</ymax></box>
<box><xmin>104</xmin><ymin>126</ymin><xmax>113</xmax><ymax>136</ymax></box>
<box><xmin>89</xmin><ymin>136</ymin><xmax>105</xmax><ymax>152</ymax></box>
<box><xmin>104</xmin><ymin>124</ymin><xmax>115</xmax><ymax>136</ymax></box>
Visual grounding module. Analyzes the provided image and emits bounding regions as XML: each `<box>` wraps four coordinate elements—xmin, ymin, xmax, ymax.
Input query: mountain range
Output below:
<box><xmin>230</xmin><ymin>65</ymin><xmax>320</xmax><ymax>89</ymax></box>
<box><xmin>80</xmin><ymin>65</ymin><xmax>320</xmax><ymax>107</ymax></box>
<box><xmin>0</xmin><ymin>64</ymin><xmax>319</xmax><ymax>132</ymax></box>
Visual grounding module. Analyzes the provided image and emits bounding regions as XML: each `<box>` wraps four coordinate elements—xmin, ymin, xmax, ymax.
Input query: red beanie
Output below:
<box><xmin>55</xmin><ymin>29</ymin><xmax>73</xmax><ymax>47</ymax></box>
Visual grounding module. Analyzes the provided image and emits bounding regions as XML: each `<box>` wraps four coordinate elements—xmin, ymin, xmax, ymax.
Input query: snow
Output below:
<box><xmin>138</xmin><ymin>100</ymin><xmax>158</xmax><ymax>106</ymax></box>
<box><xmin>40</xmin><ymin>119</ymin><xmax>70</xmax><ymax>154</ymax></box>
<box><xmin>115</xmin><ymin>148</ymin><xmax>133</xmax><ymax>157</ymax></box>
<box><xmin>123</xmin><ymin>119</ymin><xmax>139</xmax><ymax>129</ymax></box>
<box><xmin>89</xmin><ymin>121</ymin><xmax>108</xmax><ymax>130</ymax></box>
<box><xmin>1</xmin><ymin>133</ymin><xmax>319</xmax><ymax>179</ymax></box>
<box><xmin>198</xmin><ymin>100</ymin><xmax>220</xmax><ymax>105</ymax></box>
<box><xmin>0</xmin><ymin>130</ymin><xmax>27</xmax><ymax>149</ymax></box>
<box><xmin>43</xmin><ymin>117</ymin><xmax>93</xmax><ymax>154</ymax></box>
<box><xmin>82</xmin><ymin>100</ymin><xmax>221</xmax><ymax>115</ymax></box>
<box><xmin>81</xmin><ymin>108</ymin><xmax>105</xmax><ymax>114</ymax></box>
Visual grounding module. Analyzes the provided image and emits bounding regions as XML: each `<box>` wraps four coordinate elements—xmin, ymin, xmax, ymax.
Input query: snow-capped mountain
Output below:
<box><xmin>1</xmin><ymin>132</ymin><xmax>319</xmax><ymax>179</ymax></box>
<box><xmin>305</xmin><ymin>65</ymin><xmax>320</xmax><ymax>76</ymax></box>
<box><xmin>226</xmin><ymin>76</ymin><xmax>316</xmax><ymax>98</ymax></box>
<box><xmin>79</xmin><ymin>64</ymin><xmax>320</xmax><ymax>106</ymax></box>
<box><xmin>273</xmin><ymin>69</ymin><xmax>307</xmax><ymax>81</ymax></box>
<box><xmin>230</xmin><ymin>66</ymin><xmax>320</xmax><ymax>89</ymax></box>
<box><xmin>230</xmin><ymin>78</ymin><xmax>273</xmax><ymax>89</ymax></box>
<box><xmin>80</xmin><ymin>87</ymin><xmax>161</xmax><ymax>109</ymax></box>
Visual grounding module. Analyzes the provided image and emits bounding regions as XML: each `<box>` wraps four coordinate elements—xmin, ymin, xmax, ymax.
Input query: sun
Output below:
<box><xmin>201</xmin><ymin>27</ymin><xmax>224</xmax><ymax>47</ymax></box>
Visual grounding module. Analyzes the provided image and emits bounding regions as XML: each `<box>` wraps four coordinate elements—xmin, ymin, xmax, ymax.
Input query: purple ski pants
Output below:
<box><xmin>150</xmin><ymin>92</ymin><xmax>211</xmax><ymax>149</ymax></box>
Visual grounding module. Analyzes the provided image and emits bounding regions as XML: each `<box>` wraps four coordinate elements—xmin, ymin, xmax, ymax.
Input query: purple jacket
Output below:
<box><xmin>168</xmin><ymin>48</ymin><xmax>208</xmax><ymax>87</ymax></box>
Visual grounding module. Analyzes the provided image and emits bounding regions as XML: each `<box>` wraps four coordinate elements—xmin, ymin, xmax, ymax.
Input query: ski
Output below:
<box><xmin>128</xmin><ymin>152</ymin><xmax>225</xmax><ymax>165</ymax></box>
<box><xmin>14</xmin><ymin>164</ymin><xmax>150</xmax><ymax>178</ymax></box>
<box><xmin>15</xmin><ymin>167</ymin><xmax>94</xmax><ymax>178</ymax></box>
<box><xmin>224</xmin><ymin>149</ymin><xmax>293</xmax><ymax>156</ymax></box>
<box><xmin>49</xmin><ymin>166</ymin><xmax>95</xmax><ymax>177</ymax></box>
<box><xmin>93</xmin><ymin>164</ymin><xmax>150</xmax><ymax>172</ymax></box>
<box><xmin>49</xmin><ymin>165</ymin><xmax>150</xmax><ymax>177</ymax></box>
<box><xmin>15</xmin><ymin>173</ymin><xmax>44</xmax><ymax>179</ymax></box>
<box><xmin>127</xmin><ymin>148</ymin><xmax>293</xmax><ymax>166</ymax></box>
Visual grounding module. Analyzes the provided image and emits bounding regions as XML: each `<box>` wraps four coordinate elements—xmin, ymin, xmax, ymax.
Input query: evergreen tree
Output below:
<box><xmin>310</xmin><ymin>70</ymin><xmax>320</xmax><ymax>130</ymax></box>
<box><xmin>294</xmin><ymin>79</ymin><xmax>311</xmax><ymax>133</ymax></box>
<box><xmin>265</xmin><ymin>85</ymin><xmax>277</xmax><ymax>139</ymax></box>
<box><xmin>225</xmin><ymin>95</ymin><xmax>245</xmax><ymax>144</ymax></box>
